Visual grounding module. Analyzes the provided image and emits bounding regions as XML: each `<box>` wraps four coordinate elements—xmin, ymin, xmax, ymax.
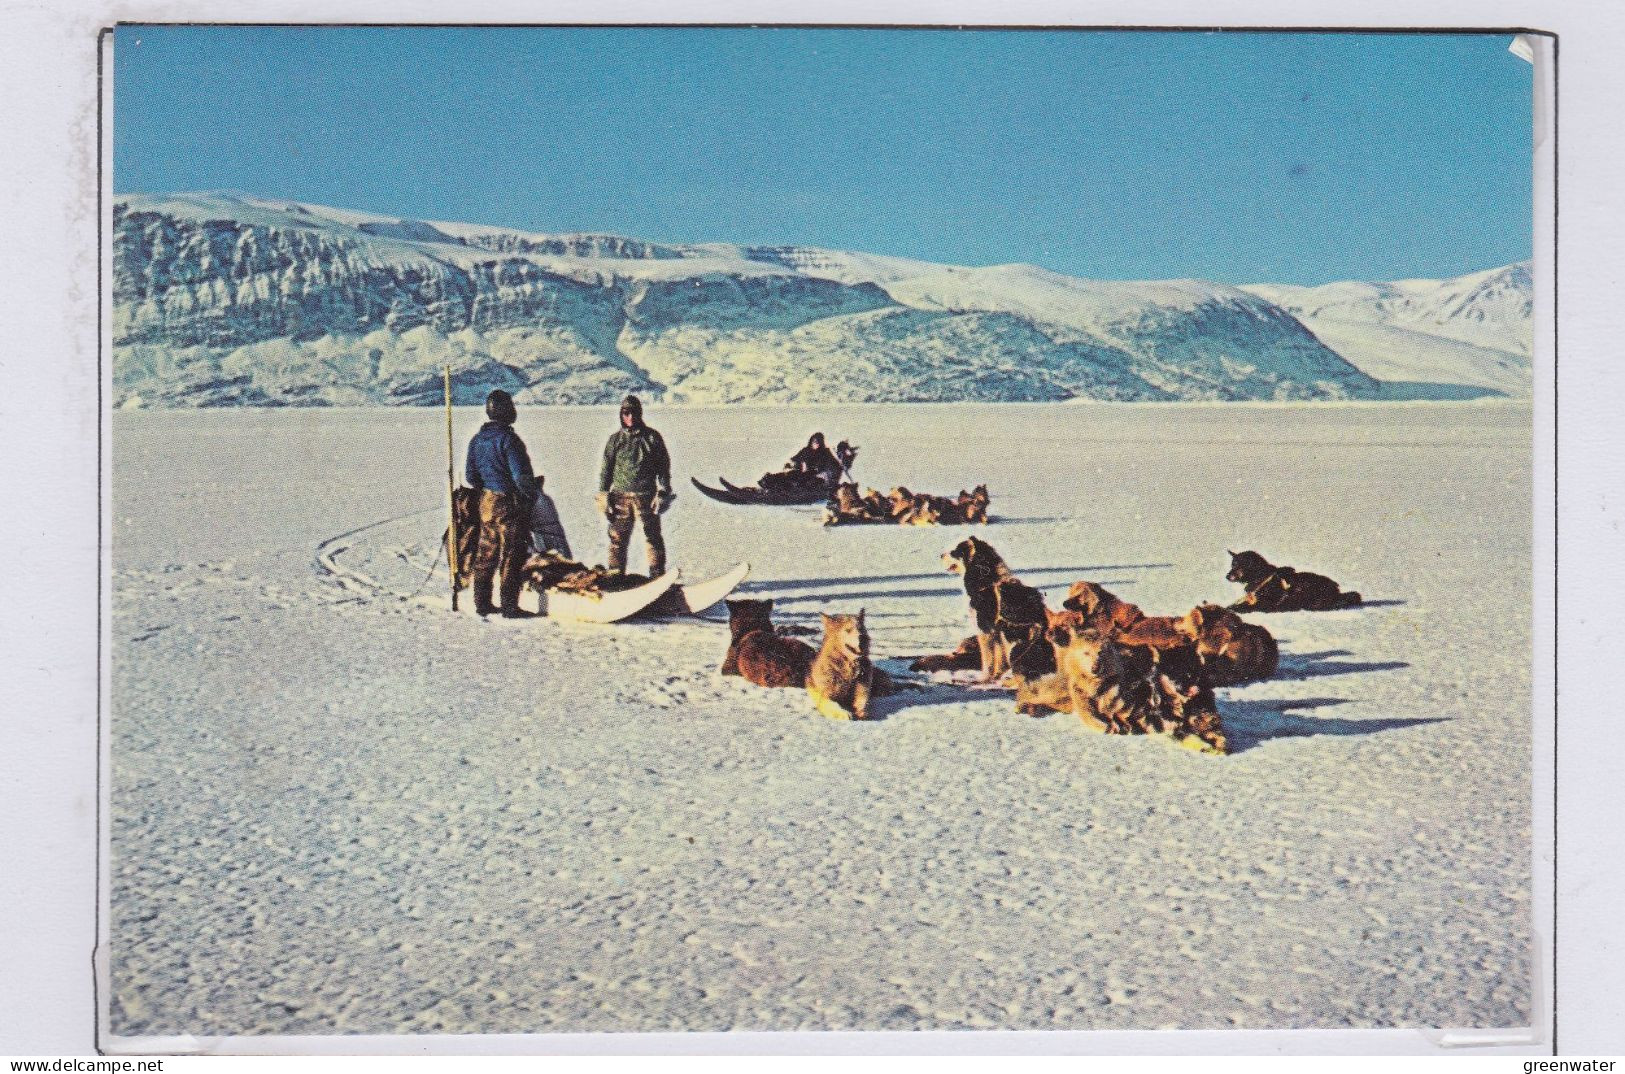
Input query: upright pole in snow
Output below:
<box><xmin>445</xmin><ymin>365</ymin><xmax>459</xmax><ymax>612</ymax></box>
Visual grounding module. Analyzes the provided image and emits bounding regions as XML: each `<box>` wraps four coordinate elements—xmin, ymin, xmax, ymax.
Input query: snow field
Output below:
<box><xmin>110</xmin><ymin>400</ymin><xmax>1533</xmax><ymax>1036</ymax></box>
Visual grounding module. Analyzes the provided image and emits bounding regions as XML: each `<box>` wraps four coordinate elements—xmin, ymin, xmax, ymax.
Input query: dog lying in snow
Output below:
<box><xmin>1060</xmin><ymin>581</ymin><xmax>1149</xmax><ymax>636</ymax></box>
<box><xmin>721</xmin><ymin>599</ymin><xmax>816</xmax><ymax>688</ymax></box>
<box><xmin>1030</xmin><ymin>621</ymin><xmax>1227</xmax><ymax>754</ymax></box>
<box><xmin>1061</xmin><ymin>579</ymin><xmax>1190</xmax><ymax>649</ymax></box>
<box><xmin>1225</xmin><ymin>550</ymin><xmax>1362</xmax><ymax>612</ymax></box>
<box><xmin>1061</xmin><ymin>580</ymin><xmax>1276</xmax><ymax>684</ymax></box>
<box><xmin>1177</xmin><ymin>602</ymin><xmax>1278</xmax><ymax>685</ymax></box>
<box><xmin>909</xmin><ymin>635</ymin><xmax>983</xmax><ymax>674</ymax></box>
<box><xmin>823</xmin><ymin>483</ymin><xmax>990</xmax><ymax>527</ymax></box>
<box><xmin>938</xmin><ymin>537</ymin><xmax>1053</xmax><ymax>683</ymax></box>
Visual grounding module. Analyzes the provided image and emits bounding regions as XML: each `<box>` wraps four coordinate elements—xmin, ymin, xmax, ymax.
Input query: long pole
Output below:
<box><xmin>445</xmin><ymin>365</ymin><xmax>459</xmax><ymax>611</ymax></box>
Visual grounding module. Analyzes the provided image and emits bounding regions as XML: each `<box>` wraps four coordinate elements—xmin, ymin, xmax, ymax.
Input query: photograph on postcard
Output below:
<box><xmin>105</xmin><ymin>25</ymin><xmax>1539</xmax><ymax>1039</ymax></box>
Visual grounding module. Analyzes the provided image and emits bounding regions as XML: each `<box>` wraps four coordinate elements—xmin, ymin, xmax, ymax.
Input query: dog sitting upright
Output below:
<box><xmin>943</xmin><ymin>537</ymin><xmax>1053</xmax><ymax>683</ymax></box>
<box><xmin>721</xmin><ymin>598</ymin><xmax>816</xmax><ymax>688</ymax></box>
<box><xmin>1225</xmin><ymin>550</ymin><xmax>1362</xmax><ymax>612</ymax></box>
<box><xmin>807</xmin><ymin>611</ymin><xmax>877</xmax><ymax>720</ymax></box>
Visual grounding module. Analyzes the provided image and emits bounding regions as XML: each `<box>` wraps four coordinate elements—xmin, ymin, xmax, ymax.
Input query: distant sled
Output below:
<box><xmin>691</xmin><ymin>476</ymin><xmax>831</xmax><ymax>507</ymax></box>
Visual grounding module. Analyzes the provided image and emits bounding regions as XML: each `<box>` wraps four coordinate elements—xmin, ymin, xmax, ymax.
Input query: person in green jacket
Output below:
<box><xmin>597</xmin><ymin>395</ymin><xmax>674</xmax><ymax>577</ymax></box>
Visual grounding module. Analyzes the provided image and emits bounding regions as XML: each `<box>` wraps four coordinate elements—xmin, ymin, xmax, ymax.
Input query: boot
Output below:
<box><xmin>473</xmin><ymin>571</ymin><xmax>497</xmax><ymax>616</ymax></box>
<box><xmin>498</xmin><ymin>571</ymin><xmax>534</xmax><ymax>619</ymax></box>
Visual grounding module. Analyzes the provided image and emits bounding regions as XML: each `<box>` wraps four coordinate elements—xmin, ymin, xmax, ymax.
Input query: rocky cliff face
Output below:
<box><xmin>111</xmin><ymin>193</ymin><xmax>1511</xmax><ymax>409</ymax></box>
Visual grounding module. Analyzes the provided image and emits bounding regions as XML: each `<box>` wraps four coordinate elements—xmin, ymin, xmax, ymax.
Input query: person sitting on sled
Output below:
<box><xmin>760</xmin><ymin>432</ymin><xmax>844</xmax><ymax>493</ymax></box>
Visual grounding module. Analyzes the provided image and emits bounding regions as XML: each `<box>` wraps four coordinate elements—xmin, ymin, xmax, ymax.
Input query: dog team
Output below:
<box><xmin>823</xmin><ymin>483</ymin><xmax>991</xmax><ymax>527</ymax></box>
<box><xmin>723</xmin><ymin>539</ymin><xmax>1362</xmax><ymax>756</ymax></box>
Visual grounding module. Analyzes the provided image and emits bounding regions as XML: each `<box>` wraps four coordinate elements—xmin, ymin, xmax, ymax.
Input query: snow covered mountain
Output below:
<box><xmin>1240</xmin><ymin>263</ymin><xmax>1533</xmax><ymax>398</ymax></box>
<box><xmin>111</xmin><ymin>192</ymin><xmax>1523</xmax><ymax>408</ymax></box>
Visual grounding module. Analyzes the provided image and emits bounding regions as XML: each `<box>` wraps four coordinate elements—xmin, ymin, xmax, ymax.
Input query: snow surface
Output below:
<box><xmin>110</xmin><ymin>401</ymin><xmax>1532</xmax><ymax>1037</ymax></box>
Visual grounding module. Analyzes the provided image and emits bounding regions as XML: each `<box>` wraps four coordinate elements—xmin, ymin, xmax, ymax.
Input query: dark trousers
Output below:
<box><xmin>606</xmin><ymin>491</ymin><xmax>665</xmax><ymax>577</ymax></box>
<box><xmin>473</xmin><ymin>490</ymin><xmax>530</xmax><ymax>613</ymax></box>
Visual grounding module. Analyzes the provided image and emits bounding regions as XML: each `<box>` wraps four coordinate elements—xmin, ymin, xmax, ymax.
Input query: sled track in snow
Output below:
<box><xmin>313</xmin><ymin>506</ymin><xmax>444</xmax><ymax>599</ymax></box>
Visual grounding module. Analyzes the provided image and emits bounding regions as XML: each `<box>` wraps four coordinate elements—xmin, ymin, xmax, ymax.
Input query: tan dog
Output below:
<box><xmin>822</xmin><ymin>483</ymin><xmax>896</xmax><ymax>526</ymax></box>
<box><xmin>721</xmin><ymin>599</ymin><xmax>816</xmax><ymax>688</ymax></box>
<box><xmin>1050</xmin><ymin>622</ymin><xmax>1228</xmax><ymax>754</ymax></box>
<box><xmin>807</xmin><ymin>611</ymin><xmax>876</xmax><ymax>720</ymax></box>
<box><xmin>954</xmin><ymin>485</ymin><xmax>991</xmax><ymax>524</ymax></box>
<box><xmin>1177</xmin><ymin>603</ymin><xmax>1279</xmax><ymax>685</ymax></box>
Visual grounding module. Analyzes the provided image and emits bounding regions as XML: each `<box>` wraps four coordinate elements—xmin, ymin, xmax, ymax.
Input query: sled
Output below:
<box><xmin>644</xmin><ymin>561</ymin><xmax>751</xmax><ymax>617</ymax></box>
<box><xmin>691</xmin><ymin>476</ymin><xmax>832</xmax><ymax>507</ymax></box>
<box><xmin>516</xmin><ymin>570</ymin><xmax>680</xmax><ymax>622</ymax></box>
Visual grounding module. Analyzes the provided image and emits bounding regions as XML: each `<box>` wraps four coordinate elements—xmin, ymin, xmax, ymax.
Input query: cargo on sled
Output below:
<box><xmin>448</xmin><ymin>485</ymin><xmax>747</xmax><ymax>622</ymax></box>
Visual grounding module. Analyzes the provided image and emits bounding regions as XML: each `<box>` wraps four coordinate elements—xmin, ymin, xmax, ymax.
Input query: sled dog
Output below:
<box><xmin>721</xmin><ymin>599</ymin><xmax>816</xmax><ymax>688</ymax></box>
<box><xmin>1178</xmin><ymin>602</ymin><xmax>1279</xmax><ymax>685</ymax></box>
<box><xmin>942</xmin><ymin>537</ymin><xmax>1052</xmax><ymax>683</ymax></box>
<box><xmin>807</xmin><ymin>611</ymin><xmax>877</xmax><ymax>720</ymax></box>
<box><xmin>1226</xmin><ymin>550</ymin><xmax>1362</xmax><ymax>612</ymax></box>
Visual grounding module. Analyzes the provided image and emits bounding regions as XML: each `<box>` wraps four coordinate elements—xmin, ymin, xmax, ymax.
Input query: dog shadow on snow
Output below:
<box><xmin>1275</xmin><ymin>649</ymin><xmax>1411</xmax><ymax>680</ymax></box>
<box><xmin>1217</xmin><ymin>696</ymin><xmax>1446</xmax><ymax>754</ymax></box>
<box><xmin>865</xmin><ymin>661</ymin><xmax>1000</xmax><ymax>720</ymax></box>
<box><xmin>744</xmin><ymin>563</ymin><xmax>1173</xmax><ymax>595</ymax></box>
<box><xmin>747</xmin><ymin>566</ymin><xmax>1163</xmax><ymax>611</ymax></box>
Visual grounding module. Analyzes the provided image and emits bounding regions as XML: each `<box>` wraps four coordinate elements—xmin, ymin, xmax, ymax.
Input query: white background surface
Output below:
<box><xmin>0</xmin><ymin>0</ymin><xmax>1617</xmax><ymax>1057</ymax></box>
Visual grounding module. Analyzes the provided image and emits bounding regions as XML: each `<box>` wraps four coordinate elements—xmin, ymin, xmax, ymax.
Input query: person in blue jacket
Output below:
<box><xmin>465</xmin><ymin>389</ymin><xmax>538</xmax><ymax>617</ymax></box>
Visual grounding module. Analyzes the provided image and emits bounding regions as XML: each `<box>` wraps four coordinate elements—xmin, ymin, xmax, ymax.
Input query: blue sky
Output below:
<box><xmin>113</xmin><ymin>26</ymin><xmax>1532</xmax><ymax>285</ymax></box>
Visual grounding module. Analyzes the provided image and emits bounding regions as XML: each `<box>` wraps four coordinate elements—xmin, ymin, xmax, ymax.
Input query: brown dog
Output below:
<box><xmin>807</xmin><ymin>611</ymin><xmax>877</xmax><ymax>720</ymax></box>
<box><xmin>1061</xmin><ymin>581</ymin><xmax>1147</xmax><ymax>635</ymax></box>
<box><xmin>943</xmin><ymin>537</ymin><xmax>1053</xmax><ymax>683</ymax></box>
<box><xmin>1226</xmin><ymin>550</ymin><xmax>1362</xmax><ymax>612</ymax></box>
<box><xmin>1178</xmin><ymin>603</ymin><xmax>1279</xmax><ymax>685</ymax></box>
<box><xmin>909</xmin><ymin>634</ymin><xmax>983</xmax><ymax>673</ymax></box>
<box><xmin>954</xmin><ymin>485</ymin><xmax>991</xmax><ymax>525</ymax></box>
<box><xmin>1062</xmin><ymin>579</ymin><xmax>1190</xmax><ymax>664</ymax></box>
<box><xmin>721</xmin><ymin>598</ymin><xmax>816</xmax><ymax>688</ymax></box>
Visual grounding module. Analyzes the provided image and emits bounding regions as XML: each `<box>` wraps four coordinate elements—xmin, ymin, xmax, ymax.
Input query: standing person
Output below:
<box><xmin>597</xmin><ymin>395</ymin><xmax>673</xmax><ymax>578</ymax></box>
<box><xmin>465</xmin><ymin>389</ymin><xmax>539</xmax><ymax>618</ymax></box>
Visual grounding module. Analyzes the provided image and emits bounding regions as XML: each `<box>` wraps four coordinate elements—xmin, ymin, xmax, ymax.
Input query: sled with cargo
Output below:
<box><xmin>512</xmin><ymin>561</ymin><xmax>750</xmax><ymax>623</ymax></box>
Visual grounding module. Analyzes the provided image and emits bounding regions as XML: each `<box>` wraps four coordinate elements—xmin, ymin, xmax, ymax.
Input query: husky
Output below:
<box><xmin>807</xmin><ymin>611</ymin><xmax>876</xmax><ymax>721</ymax></box>
<box><xmin>1226</xmin><ymin>550</ymin><xmax>1362</xmax><ymax>612</ymax></box>
<box><xmin>721</xmin><ymin>598</ymin><xmax>815</xmax><ymax>689</ymax></box>
<box><xmin>1178</xmin><ymin>602</ymin><xmax>1279</xmax><ymax>685</ymax></box>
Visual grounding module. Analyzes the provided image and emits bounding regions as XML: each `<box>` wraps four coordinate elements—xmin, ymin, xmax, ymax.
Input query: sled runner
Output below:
<box><xmin>516</xmin><ymin>570</ymin><xmax>680</xmax><ymax>622</ymax></box>
<box><xmin>645</xmin><ymin>561</ymin><xmax>751</xmax><ymax>617</ymax></box>
<box><xmin>691</xmin><ymin>477</ymin><xmax>832</xmax><ymax>507</ymax></box>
